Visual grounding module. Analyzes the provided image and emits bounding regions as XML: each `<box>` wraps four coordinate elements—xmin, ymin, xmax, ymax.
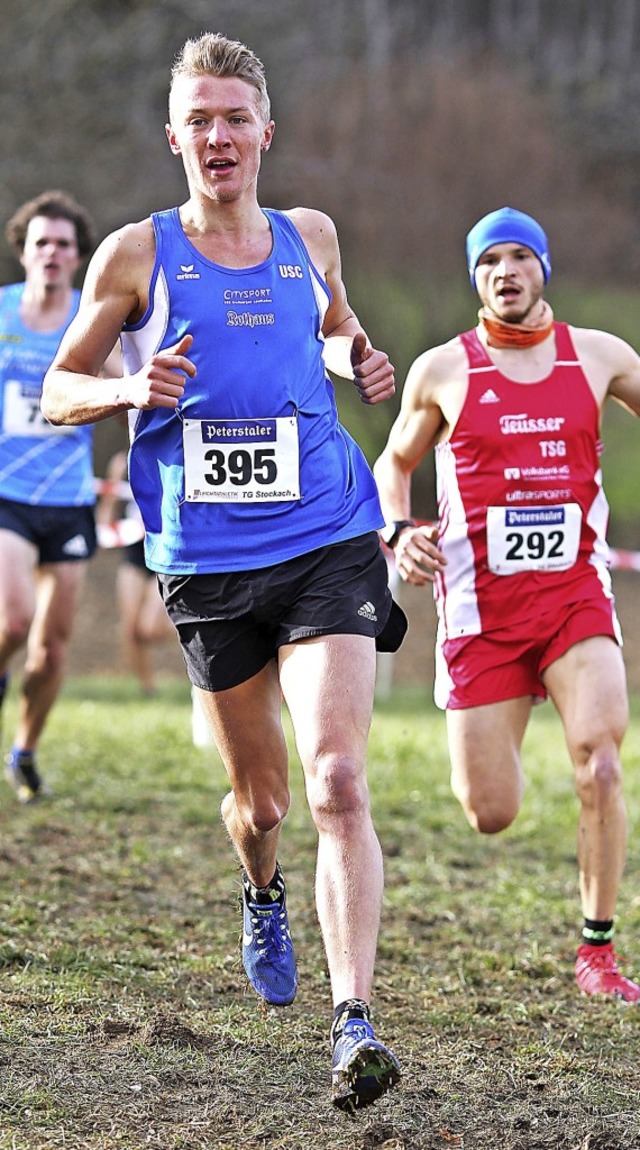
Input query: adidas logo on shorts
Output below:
<box><xmin>62</xmin><ymin>534</ymin><xmax>90</xmax><ymax>558</ymax></box>
<box><xmin>357</xmin><ymin>601</ymin><xmax>378</xmax><ymax>622</ymax></box>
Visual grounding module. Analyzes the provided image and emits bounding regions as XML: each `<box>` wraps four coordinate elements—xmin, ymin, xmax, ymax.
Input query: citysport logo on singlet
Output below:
<box><xmin>499</xmin><ymin>413</ymin><xmax>565</xmax><ymax>435</ymax></box>
<box><xmin>223</xmin><ymin>286</ymin><xmax>275</xmax><ymax>328</ymax></box>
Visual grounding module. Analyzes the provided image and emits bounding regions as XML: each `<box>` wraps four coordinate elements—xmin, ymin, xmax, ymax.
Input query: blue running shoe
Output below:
<box><xmin>331</xmin><ymin>1019</ymin><xmax>401</xmax><ymax>1113</ymax></box>
<box><xmin>5</xmin><ymin>748</ymin><xmax>43</xmax><ymax>805</ymax></box>
<box><xmin>242</xmin><ymin>875</ymin><xmax>298</xmax><ymax>1006</ymax></box>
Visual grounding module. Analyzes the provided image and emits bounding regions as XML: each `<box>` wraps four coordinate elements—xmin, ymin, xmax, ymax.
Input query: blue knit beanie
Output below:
<box><xmin>466</xmin><ymin>207</ymin><xmax>552</xmax><ymax>287</ymax></box>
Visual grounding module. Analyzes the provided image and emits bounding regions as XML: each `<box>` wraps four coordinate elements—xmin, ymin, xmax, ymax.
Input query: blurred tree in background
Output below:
<box><xmin>2</xmin><ymin>0</ymin><xmax>640</xmax><ymax>535</ymax></box>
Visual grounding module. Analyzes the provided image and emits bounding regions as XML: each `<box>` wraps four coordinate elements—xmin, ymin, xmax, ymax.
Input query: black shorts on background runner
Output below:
<box><xmin>0</xmin><ymin>496</ymin><xmax>96</xmax><ymax>563</ymax></box>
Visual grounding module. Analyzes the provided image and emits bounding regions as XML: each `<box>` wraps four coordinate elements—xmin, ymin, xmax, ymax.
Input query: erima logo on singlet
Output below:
<box><xmin>176</xmin><ymin>265</ymin><xmax>200</xmax><ymax>281</ymax></box>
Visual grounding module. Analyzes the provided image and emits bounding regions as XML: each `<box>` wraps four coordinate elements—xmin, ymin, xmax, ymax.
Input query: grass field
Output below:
<box><xmin>1</xmin><ymin>676</ymin><xmax>639</xmax><ymax>1150</ymax></box>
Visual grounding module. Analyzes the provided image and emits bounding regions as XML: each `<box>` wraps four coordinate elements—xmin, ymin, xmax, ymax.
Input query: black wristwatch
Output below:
<box><xmin>380</xmin><ymin>519</ymin><xmax>416</xmax><ymax>549</ymax></box>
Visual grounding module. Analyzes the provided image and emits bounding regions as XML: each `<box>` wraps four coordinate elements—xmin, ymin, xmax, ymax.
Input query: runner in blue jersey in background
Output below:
<box><xmin>0</xmin><ymin>191</ymin><xmax>98</xmax><ymax>803</ymax></box>
<box><xmin>43</xmin><ymin>33</ymin><xmax>405</xmax><ymax>1112</ymax></box>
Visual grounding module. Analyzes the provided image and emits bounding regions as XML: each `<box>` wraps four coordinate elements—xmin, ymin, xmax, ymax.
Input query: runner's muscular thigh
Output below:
<box><xmin>543</xmin><ymin>636</ymin><xmax>628</xmax><ymax>756</ymax></box>
<box><xmin>447</xmin><ymin>696</ymin><xmax>531</xmax><ymax>823</ymax></box>
<box><xmin>279</xmin><ymin>634</ymin><xmax>376</xmax><ymax>776</ymax></box>
<box><xmin>196</xmin><ymin>661</ymin><xmax>290</xmax><ymax>806</ymax></box>
<box><xmin>0</xmin><ymin>531</ymin><xmax>38</xmax><ymax>620</ymax></box>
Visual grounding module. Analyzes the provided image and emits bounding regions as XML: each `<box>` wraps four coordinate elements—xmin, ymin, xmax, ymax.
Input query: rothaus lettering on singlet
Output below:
<box><xmin>499</xmin><ymin>414</ymin><xmax>565</xmax><ymax>434</ymax></box>
<box><xmin>226</xmin><ymin>312</ymin><xmax>275</xmax><ymax>327</ymax></box>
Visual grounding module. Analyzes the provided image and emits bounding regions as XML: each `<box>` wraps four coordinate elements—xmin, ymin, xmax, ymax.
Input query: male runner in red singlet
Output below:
<box><xmin>374</xmin><ymin>206</ymin><xmax>640</xmax><ymax>1002</ymax></box>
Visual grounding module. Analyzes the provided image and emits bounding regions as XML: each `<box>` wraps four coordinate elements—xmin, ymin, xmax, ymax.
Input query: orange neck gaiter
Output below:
<box><xmin>478</xmin><ymin>300</ymin><xmax>554</xmax><ymax>349</ymax></box>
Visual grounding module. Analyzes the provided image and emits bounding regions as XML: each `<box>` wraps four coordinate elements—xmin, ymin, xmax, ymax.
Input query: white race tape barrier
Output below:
<box><xmin>94</xmin><ymin>476</ymin><xmax>145</xmax><ymax>549</ymax></box>
<box><xmin>96</xmin><ymin>519</ymin><xmax>145</xmax><ymax>549</ymax></box>
<box><xmin>609</xmin><ymin>549</ymin><xmax>640</xmax><ymax>573</ymax></box>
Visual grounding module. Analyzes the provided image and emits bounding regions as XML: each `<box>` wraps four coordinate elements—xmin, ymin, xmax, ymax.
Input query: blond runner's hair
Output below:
<box><xmin>169</xmin><ymin>32</ymin><xmax>271</xmax><ymax>123</ymax></box>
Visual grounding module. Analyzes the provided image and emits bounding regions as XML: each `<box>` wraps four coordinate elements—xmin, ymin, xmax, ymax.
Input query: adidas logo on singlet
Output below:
<box><xmin>479</xmin><ymin>388</ymin><xmax>500</xmax><ymax>404</ymax></box>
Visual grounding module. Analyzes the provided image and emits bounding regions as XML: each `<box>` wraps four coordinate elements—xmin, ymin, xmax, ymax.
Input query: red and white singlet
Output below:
<box><xmin>434</xmin><ymin>323</ymin><xmax>619</xmax><ymax>660</ymax></box>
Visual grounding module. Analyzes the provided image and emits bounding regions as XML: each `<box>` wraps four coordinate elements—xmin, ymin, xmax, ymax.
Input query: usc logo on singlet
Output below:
<box><xmin>278</xmin><ymin>264</ymin><xmax>304</xmax><ymax>279</ymax></box>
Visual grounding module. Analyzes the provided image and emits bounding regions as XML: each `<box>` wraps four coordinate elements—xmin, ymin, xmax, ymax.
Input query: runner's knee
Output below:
<box><xmin>574</xmin><ymin>745</ymin><xmax>622</xmax><ymax>809</ymax></box>
<box><xmin>222</xmin><ymin>786</ymin><xmax>290</xmax><ymax>836</ymax></box>
<box><xmin>451</xmin><ymin>771</ymin><xmax>521</xmax><ymax>834</ymax></box>
<box><xmin>1</xmin><ymin>613</ymin><xmax>32</xmax><ymax>650</ymax></box>
<box><xmin>306</xmin><ymin>753</ymin><xmax>368</xmax><ymax>827</ymax></box>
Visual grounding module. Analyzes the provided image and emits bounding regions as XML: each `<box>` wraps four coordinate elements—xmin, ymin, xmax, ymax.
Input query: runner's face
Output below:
<box><xmin>474</xmin><ymin>242</ymin><xmax>545</xmax><ymax>324</ymax></box>
<box><xmin>21</xmin><ymin>216</ymin><xmax>81</xmax><ymax>292</ymax></box>
<box><xmin>166</xmin><ymin>75</ymin><xmax>274</xmax><ymax>204</ymax></box>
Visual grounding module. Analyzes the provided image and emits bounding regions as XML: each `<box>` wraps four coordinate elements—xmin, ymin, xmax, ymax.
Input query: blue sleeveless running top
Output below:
<box><xmin>0</xmin><ymin>283</ymin><xmax>94</xmax><ymax>506</ymax></box>
<box><xmin>121</xmin><ymin>208</ymin><xmax>383</xmax><ymax>574</ymax></box>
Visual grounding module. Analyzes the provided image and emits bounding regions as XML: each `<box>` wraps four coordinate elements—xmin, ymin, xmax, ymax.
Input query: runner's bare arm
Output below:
<box><xmin>42</xmin><ymin>222</ymin><xmax>196</xmax><ymax>426</ymax></box>
<box><xmin>571</xmin><ymin>327</ymin><xmax>640</xmax><ymax>416</ymax></box>
<box><xmin>286</xmin><ymin>207</ymin><xmax>395</xmax><ymax>405</ymax></box>
<box><xmin>374</xmin><ymin>348</ymin><xmax>458</xmax><ymax>584</ymax></box>
<box><xmin>602</xmin><ymin>338</ymin><xmax>640</xmax><ymax>417</ymax></box>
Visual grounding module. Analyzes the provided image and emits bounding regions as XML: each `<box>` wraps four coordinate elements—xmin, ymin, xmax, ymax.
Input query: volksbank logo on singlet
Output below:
<box><xmin>504</xmin><ymin>465</ymin><xmax>570</xmax><ymax>481</ymax></box>
<box><xmin>500</xmin><ymin>413</ymin><xmax>565</xmax><ymax>435</ymax></box>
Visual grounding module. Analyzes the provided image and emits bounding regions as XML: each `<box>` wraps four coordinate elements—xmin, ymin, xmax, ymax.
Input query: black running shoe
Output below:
<box><xmin>5</xmin><ymin>748</ymin><xmax>42</xmax><ymax>804</ymax></box>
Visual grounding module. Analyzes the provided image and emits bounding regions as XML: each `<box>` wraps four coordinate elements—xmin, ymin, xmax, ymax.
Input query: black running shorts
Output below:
<box><xmin>0</xmin><ymin>496</ymin><xmax>97</xmax><ymax>563</ymax></box>
<box><xmin>158</xmin><ymin>532</ymin><xmax>407</xmax><ymax>691</ymax></box>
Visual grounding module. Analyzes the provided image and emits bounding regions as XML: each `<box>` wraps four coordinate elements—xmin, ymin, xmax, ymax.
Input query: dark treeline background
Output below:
<box><xmin>2</xmin><ymin>0</ymin><xmax>640</xmax><ymax>537</ymax></box>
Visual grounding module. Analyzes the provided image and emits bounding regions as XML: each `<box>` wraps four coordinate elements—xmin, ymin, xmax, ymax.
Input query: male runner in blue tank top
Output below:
<box><xmin>43</xmin><ymin>32</ymin><xmax>404</xmax><ymax>1112</ymax></box>
<box><xmin>0</xmin><ymin>191</ymin><xmax>98</xmax><ymax>803</ymax></box>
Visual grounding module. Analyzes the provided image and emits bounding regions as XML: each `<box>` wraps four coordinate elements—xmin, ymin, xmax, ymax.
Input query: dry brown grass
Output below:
<box><xmin>0</xmin><ymin>679</ymin><xmax>638</xmax><ymax>1149</ymax></box>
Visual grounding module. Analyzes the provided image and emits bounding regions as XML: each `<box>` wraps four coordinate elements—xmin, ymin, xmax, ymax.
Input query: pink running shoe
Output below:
<box><xmin>575</xmin><ymin>943</ymin><xmax>640</xmax><ymax>1003</ymax></box>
